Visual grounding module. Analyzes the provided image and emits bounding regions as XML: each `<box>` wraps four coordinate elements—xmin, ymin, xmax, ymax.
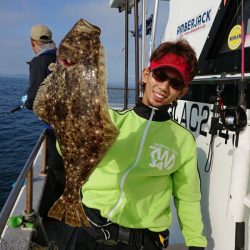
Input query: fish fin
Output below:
<box><xmin>48</xmin><ymin>63</ymin><xmax>56</xmax><ymax>72</ymax></box>
<box><xmin>48</xmin><ymin>196</ymin><xmax>90</xmax><ymax>227</ymax></box>
<box><xmin>98</xmin><ymin>44</ymin><xmax>120</xmax><ymax>139</ymax></box>
<box><xmin>47</xmin><ymin>196</ymin><xmax>66</xmax><ymax>221</ymax></box>
<box><xmin>33</xmin><ymin>74</ymin><xmax>52</xmax><ymax>123</ymax></box>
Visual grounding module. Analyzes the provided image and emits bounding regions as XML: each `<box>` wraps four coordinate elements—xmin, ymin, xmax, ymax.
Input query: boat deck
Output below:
<box><xmin>0</xmin><ymin>143</ymin><xmax>47</xmax><ymax>249</ymax></box>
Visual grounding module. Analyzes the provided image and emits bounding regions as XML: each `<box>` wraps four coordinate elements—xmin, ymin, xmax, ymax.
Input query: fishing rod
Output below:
<box><xmin>0</xmin><ymin>105</ymin><xmax>25</xmax><ymax>118</ymax></box>
<box><xmin>0</xmin><ymin>95</ymin><xmax>26</xmax><ymax>118</ymax></box>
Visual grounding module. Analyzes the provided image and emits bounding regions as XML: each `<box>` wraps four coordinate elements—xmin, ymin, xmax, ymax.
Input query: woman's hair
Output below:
<box><xmin>150</xmin><ymin>39</ymin><xmax>198</xmax><ymax>81</ymax></box>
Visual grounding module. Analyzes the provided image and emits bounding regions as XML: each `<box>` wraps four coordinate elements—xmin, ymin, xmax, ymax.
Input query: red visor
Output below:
<box><xmin>149</xmin><ymin>53</ymin><xmax>190</xmax><ymax>86</ymax></box>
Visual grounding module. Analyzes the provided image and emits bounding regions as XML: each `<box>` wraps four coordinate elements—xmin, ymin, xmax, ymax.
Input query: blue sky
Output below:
<box><xmin>0</xmin><ymin>0</ymin><xmax>169</xmax><ymax>86</ymax></box>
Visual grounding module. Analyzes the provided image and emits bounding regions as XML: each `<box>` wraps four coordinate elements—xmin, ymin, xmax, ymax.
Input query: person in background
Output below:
<box><xmin>75</xmin><ymin>39</ymin><xmax>207</xmax><ymax>250</ymax></box>
<box><xmin>24</xmin><ymin>24</ymin><xmax>65</xmax><ymax>217</ymax></box>
<box><xmin>25</xmin><ymin>24</ymin><xmax>57</xmax><ymax>110</ymax></box>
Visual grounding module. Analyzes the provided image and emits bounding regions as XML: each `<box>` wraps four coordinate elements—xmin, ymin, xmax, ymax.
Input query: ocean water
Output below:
<box><xmin>0</xmin><ymin>76</ymin><xmax>135</xmax><ymax>211</ymax></box>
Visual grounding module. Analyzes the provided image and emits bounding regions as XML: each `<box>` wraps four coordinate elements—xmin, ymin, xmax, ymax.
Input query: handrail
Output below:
<box><xmin>192</xmin><ymin>76</ymin><xmax>250</xmax><ymax>84</ymax></box>
<box><xmin>26</xmin><ymin>166</ymin><xmax>33</xmax><ymax>215</ymax></box>
<box><xmin>0</xmin><ymin>129</ymin><xmax>47</xmax><ymax>236</ymax></box>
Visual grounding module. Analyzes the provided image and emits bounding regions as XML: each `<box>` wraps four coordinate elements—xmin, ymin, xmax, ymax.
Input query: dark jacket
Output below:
<box><xmin>25</xmin><ymin>50</ymin><xmax>56</xmax><ymax>110</ymax></box>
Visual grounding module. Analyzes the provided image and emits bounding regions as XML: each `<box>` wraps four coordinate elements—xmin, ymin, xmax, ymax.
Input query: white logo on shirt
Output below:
<box><xmin>149</xmin><ymin>143</ymin><xmax>176</xmax><ymax>171</ymax></box>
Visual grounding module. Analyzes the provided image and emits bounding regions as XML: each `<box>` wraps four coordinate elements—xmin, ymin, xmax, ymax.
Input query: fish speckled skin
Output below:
<box><xmin>33</xmin><ymin>19</ymin><xmax>119</xmax><ymax>227</ymax></box>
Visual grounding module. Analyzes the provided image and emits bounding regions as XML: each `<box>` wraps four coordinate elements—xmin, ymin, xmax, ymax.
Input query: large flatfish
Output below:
<box><xmin>33</xmin><ymin>19</ymin><xmax>119</xmax><ymax>227</ymax></box>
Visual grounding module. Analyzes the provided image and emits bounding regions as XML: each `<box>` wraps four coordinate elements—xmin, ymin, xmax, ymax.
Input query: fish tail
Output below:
<box><xmin>47</xmin><ymin>196</ymin><xmax>66</xmax><ymax>221</ymax></box>
<box><xmin>65</xmin><ymin>201</ymin><xmax>90</xmax><ymax>227</ymax></box>
<box><xmin>48</xmin><ymin>195</ymin><xmax>90</xmax><ymax>227</ymax></box>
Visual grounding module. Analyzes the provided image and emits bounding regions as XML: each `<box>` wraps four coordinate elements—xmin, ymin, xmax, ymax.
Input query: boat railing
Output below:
<box><xmin>192</xmin><ymin>75</ymin><xmax>250</xmax><ymax>84</ymax></box>
<box><xmin>0</xmin><ymin>129</ymin><xmax>48</xmax><ymax>236</ymax></box>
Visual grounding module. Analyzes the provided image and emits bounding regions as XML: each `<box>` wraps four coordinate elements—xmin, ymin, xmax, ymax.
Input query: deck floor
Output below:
<box><xmin>166</xmin><ymin>244</ymin><xmax>187</xmax><ymax>250</ymax></box>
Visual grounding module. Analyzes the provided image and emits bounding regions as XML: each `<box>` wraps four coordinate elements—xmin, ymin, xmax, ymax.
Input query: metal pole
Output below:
<box><xmin>124</xmin><ymin>0</ymin><xmax>129</xmax><ymax>109</ymax></box>
<box><xmin>238</xmin><ymin>0</ymin><xmax>247</xmax><ymax>110</ymax></box>
<box><xmin>134</xmin><ymin>0</ymin><xmax>140</xmax><ymax>103</ymax></box>
<box><xmin>141</xmin><ymin>0</ymin><xmax>147</xmax><ymax>70</ymax></box>
<box><xmin>25</xmin><ymin>167</ymin><xmax>33</xmax><ymax>214</ymax></box>
<box><xmin>241</xmin><ymin>0</ymin><xmax>245</xmax><ymax>80</ymax></box>
<box><xmin>149</xmin><ymin>0</ymin><xmax>159</xmax><ymax>57</ymax></box>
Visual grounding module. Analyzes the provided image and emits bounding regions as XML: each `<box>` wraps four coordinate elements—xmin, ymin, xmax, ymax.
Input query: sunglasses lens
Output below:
<box><xmin>152</xmin><ymin>69</ymin><xmax>185</xmax><ymax>90</ymax></box>
<box><xmin>170</xmin><ymin>79</ymin><xmax>185</xmax><ymax>90</ymax></box>
<box><xmin>152</xmin><ymin>70</ymin><xmax>167</xmax><ymax>82</ymax></box>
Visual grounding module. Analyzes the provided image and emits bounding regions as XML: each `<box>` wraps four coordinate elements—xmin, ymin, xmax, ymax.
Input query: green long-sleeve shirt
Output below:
<box><xmin>81</xmin><ymin>102</ymin><xmax>207</xmax><ymax>248</ymax></box>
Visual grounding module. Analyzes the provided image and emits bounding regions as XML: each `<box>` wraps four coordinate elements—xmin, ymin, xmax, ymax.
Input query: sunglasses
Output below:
<box><xmin>151</xmin><ymin>69</ymin><xmax>185</xmax><ymax>90</ymax></box>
